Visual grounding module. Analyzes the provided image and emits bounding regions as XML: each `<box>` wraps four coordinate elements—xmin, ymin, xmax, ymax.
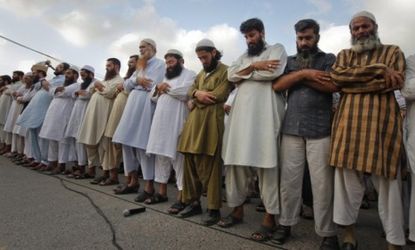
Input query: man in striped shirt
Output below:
<box><xmin>330</xmin><ymin>11</ymin><xmax>406</xmax><ymax>250</ymax></box>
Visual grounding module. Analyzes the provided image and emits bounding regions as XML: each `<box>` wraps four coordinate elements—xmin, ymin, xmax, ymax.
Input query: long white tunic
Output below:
<box><xmin>17</xmin><ymin>75</ymin><xmax>65</xmax><ymax>129</ymax></box>
<box><xmin>402</xmin><ymin>54</ymin><xmax>415</xmax><ymax>173</ymax></box>
<box><xmin>4</xmin><ymin>86</ymin><xmax>32</xmax><ymax>133</ymax></box>
<box><xmin>64</xmin><ymin>84</ymin><xmax>93</xmax><ymax>139</ymax></box>
<box><xmin>0</xmin><ymin>81</ymin><xmax>22</xmax><ymax>125</ymax></box>
<box><xmin>39</xmin><ymin>83</ymin><xmax>79</xmax><ymax>141</ymax></box>
<box><xmin>146</xmin><ymin>68</ymin><xmax>196</xmax><ymax>159</ymax></box>
<box><xmin>222</xmin><ymin>43</ymin><xmax>287</xmax><ymax>168</ymax></box>
<box><xmin>113</xmin><ymin>56</ymin><xmax>165</xmax><ymax>149</ymax></box>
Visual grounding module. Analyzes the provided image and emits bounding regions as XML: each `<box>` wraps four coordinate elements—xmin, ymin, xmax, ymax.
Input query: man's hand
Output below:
<box><xmin>224</xmin><ymin>104</ymin><xmax>231</xmax><ymax>115</ymax></box>
<box><xmin>41</xmin><ymin>79</ymin><xmax>50</xmax><ymax>90</ymax></box>
<box><xmin>187</xmin><ymin>99</ymin><xmax>195</xmax><ymax>110</ymax></box>
<box><xmin>194</xmin><ymin>90</ymin><xmax>216</xmax><ymax>104</ymax></box>
<box><xmin>156</xmin><ymin>82</ymin><xmax>171</xmax><ymax>95</ymax></box>
<box><xmin>384</xmin><ymin>68</ymin><xmax>404</xmax><ymax>89</ymax></box>
<box><xmin>136</xmin><ymin>77</ymin><xmax>153</xmax><ymax>89</ymax></box>
<box><xmin>302</xmin><ymin>69</ymin><xmax>332</xmax><ymax>85</ymax></box>
<box><xmin>94</xmin><ymin>81</ymin><xmax>104</xmax><ymax>91</ymax></box>
<box><xmin>116</xmin><ymin>83</ymin><xmax>124</xmax><ymax>92</ymax></box>
<box><xmin>55</xmin><ymin>86</ymin><xmax>65</xmax><ymax>94</ymax></box>
<box><xmin>252</xmin><ymin>60</ymin><xmax>280</xmax><ymax>72</ymax></box>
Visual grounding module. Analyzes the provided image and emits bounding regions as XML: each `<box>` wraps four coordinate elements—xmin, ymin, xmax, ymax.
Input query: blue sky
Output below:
<box><xmin>0</xmin><ymin>0</ymin><xmax>413</xmax><ymax>78</ymax></box>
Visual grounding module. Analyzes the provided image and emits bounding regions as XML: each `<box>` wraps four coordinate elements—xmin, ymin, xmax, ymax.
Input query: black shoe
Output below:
<box><xmin>201</xmin><ymin>209</ymin><xmax>220</xmax><ymax>226</ymax></box>
<box><xmin>178</xmin><ymin>204</ymin><xmax>202</xmax><ymax>218</ymax></box>
<box><xmin>320</xmin><ymin>236</ymin><xmax>340</xmax><ymax>250</ymax></box>
<box><xmin>341</xmin><ymin>242</ymin><xmax>357</xmax><ymax>250</ymax></box>
<box><xmin>271</xmin><ymin>225</ymin><xmax>291</xmax><ymax>245</ymax></box>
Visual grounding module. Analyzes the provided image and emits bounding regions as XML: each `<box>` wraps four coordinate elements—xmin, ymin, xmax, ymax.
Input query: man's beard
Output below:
<box><xmin>124</xmin><ymin>66</ymin><xmax>136</xmax><ymax>80</ymax></box>
<box><xmin>64</xmin><ymin>78</ymin><xmax>75</xmax><ymax>86</ymax></box>
<box><xmin>81</xmin><ymin>77</ymin><xmax>93</xmax><ymax>90</ymax></box>
<box><xmin>32</xmin><ymin>76</ymin><xmax>40</xmax><ymax>84</ymax></box>
<box><xmin>296</xmin><ymin>44</ymin><xmax>319</xmax><ymax>69</ymax></box>
<box><xmin>351</xmin><ymin>32</ymin><xmax>381</xmax><ymax>53</ymax></box>
<box><xmin>165</xmin><ymin>63</ymin><xmax>183</xmax><ymax>79</ymax></box>
<box><xmin>203</xmin><ymin>58</ymin><xmax>219</xmax><ymax>73</ymax></box>
<box><xmin>54</xmin><ymin>69</ymin><xmax>63</xmax><ymax>76</ymax></box>
<box><xmin>104</xmin><ymin>69</ymin><xmax>117</xmax><ymax>81</ymax></box>
<box><xmin>247</xmin><ymin>38</ymin><xmax>265</xmax><ymax>56</ymax></box>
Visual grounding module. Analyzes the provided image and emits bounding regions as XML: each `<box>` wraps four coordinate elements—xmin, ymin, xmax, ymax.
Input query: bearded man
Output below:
<box><xmin>38</xmin><ymin>66</ymin><xmax>80</xmax><ymax>174</ymax></box>
<box><xmin>219</xmin><ymin>18</ymin><xmax>286</xmax><ymax>239</ymax></box>
<box><xmin>113</xmin><ymin>39</ymin><xmax>165</xmax><ymax>198</ymax></box>
<box><xmin>330</xmin><ymin>11</ymin><xmax>406</xmax><ymax>250</ymax></box>
<box><xmin>17</xmin><ymin>62</ymin><xmax>68</xmax><ymax>169</ymax></box>
<box><xmin>144</xmin><ymin>49</ymin><xmax>196</xmax><ymax>210</ymax></box>
<box><xmin>78</xmin><ymin>58</ymin><xmax>124</xmax><ymax>185</ymax></box>
<box><xmin>176</xmin><ymin>39</ymin><xmax>231</xmax><ymax>226</ymax></box>
<box><xmin>271</xmin><ymin>19</ymin><xmax>339</xmax><ymax>249</ymax></box>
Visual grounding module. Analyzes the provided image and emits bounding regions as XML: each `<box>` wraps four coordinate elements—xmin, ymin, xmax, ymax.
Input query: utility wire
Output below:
<box><xmin>0</xmin><ymin>34</ymin><xmax>105</xmax><ymax>79</ymax></box>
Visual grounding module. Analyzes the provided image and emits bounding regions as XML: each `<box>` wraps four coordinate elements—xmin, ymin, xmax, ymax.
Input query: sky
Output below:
<box><xmin>0</xmin><ymin>0</ymin><xmax>414</xmax><ymax>78</ymax></box>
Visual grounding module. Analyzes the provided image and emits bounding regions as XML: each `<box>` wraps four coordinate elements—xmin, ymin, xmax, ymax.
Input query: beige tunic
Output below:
<box><xmin>77</xmin><ymin>75</ymin><xmax>124</xmax><ymax>145</ymax></box>
<box><xmin>104</xmin><ymin>90</ymin><xmax>128</xmax><ymax>138</ymax></box>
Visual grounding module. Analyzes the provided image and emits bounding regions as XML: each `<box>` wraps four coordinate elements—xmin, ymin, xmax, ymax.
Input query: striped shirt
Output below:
<box><xmin>329</xmin><ymin>44</ymin><xmax>406</xmax><ymax>179</ymax></box>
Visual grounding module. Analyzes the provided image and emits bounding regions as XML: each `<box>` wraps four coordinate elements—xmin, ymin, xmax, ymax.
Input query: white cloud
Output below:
<box><xmin>307</xmin><ymin>0</ymin><xmax>332</xmax><ymax>14</ymax></box>
<box><xmin>319</xmin><ymin>25</ymin><xmax>350</xmax><ymax>55</ymax></box>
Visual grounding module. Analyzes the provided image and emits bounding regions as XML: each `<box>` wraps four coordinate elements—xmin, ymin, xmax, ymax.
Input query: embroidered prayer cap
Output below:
<box><xmin>350</xmin><ymin>10</ymin><xmax>377</xmax><ymax>25</ymax></box>
<box><xmin>81</xmin><ymin>65</ymin><xmax>95</xmax><ymax>74</ymax></box>
<box><xmin>164</xmin><ymin>49</ymin><xmax>183</xmax><ymax>58</ymax></box>
<box><xmin>31</xmin><ymin>62</ymin><xmax>48</xmax><ymax>73</ymax></box>
<box><xmin>196</xmin><ymin>38</ymin><xmax>216</xmax><ymax>49</ymax></box>
<box><xmin>141</xmin><ymin>38</ymin><xmax>157</xmax><ymax>50</ymax></box>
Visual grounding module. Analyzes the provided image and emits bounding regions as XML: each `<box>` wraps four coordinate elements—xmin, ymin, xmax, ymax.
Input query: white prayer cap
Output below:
<box><xmin>164</xmin><ymin>49</ymin><xmax>183</xmax><ymax>58</ymax></box>
<box><xmin>196</xmin><ymin>38</ymin><xmax>215</xmax><ymax>49</ymax></box>
<box><xmin>81</xmin><ymin>65</ymin><xmax>95</xmax><ymax>73</ymax></box>
<box><xmin>69</xmin><ymin>65</ymin><xmax>80</xmax><ymax>73</ymax></box>
<box><xmin>350</xmin><ymin>10</ymin><xmax>377</xmax><ymax>24</ymax></box>
<box><xmin>141</xmin><ymin>38</ymin><xmax>157</xmax><ymax>50</ymax></box>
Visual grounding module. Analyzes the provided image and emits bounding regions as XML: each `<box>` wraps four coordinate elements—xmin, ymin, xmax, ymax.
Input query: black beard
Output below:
<box><xmin>104</xmin><ymin>69</ymin><xmax>117</xmax><ymax>81</ymax></box>
<box><xmin>296</xmin><ymin>45</ymin><xmax>318</xmax><ymax>69</ymax></box>
<box><xmin>165</xmin><ymin>63</ymin><xmax>183</xmax><ymax>79</ymax></box>
<box><xmin>54</xmin><ymin>70</ymin><xmax>63</xmax><ymax>76</ymax></box>
<box><xmin>81</xmin><ymin>77</ymin><xmax>93</xmax><ymax>90</ymax></box>
<box><xmin>124</xmin><ymin>66</ymin><xmax>136</xmax><ymax>80</ymax></box>
<box><xmin>11</xmin><ymin>78</ymin><xmax>19</xmax><ymax>83</ymax></box>
<box><xmin>203</xmin><ymin>58</ymin><xmax>219</xmax><ymax>73</ymax></box>
<box><xmin>247</xmin><ymin>39</ymin><xmax>265</xmax><ymax>56</ymax></box>
<box><xmin>33</xmin><ymin>76</ymin><xmax>40</xmax><ymax>84</ymax></box>
<box><xmin>64</xmin><ymin>78</ymin><xmax>75</xmax><ymax>86</ymax></box>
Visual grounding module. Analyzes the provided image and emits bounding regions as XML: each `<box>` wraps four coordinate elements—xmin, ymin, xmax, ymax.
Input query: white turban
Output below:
<box><xmin>350</xmin><ymin>10</ymin><xmax>377</xmax><ymax>25</ymax></box>
<box><xmin>141</xmin><ymin>38</ymin><xmax>157</xmax><ymax>50</ymax></box>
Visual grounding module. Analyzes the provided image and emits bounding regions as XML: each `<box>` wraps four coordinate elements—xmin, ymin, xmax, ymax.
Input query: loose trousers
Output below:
<box><xmin>279</xmin><ymin>135</ymin><xmax>337</xmax><ymax>237</ymax></box>
<box><xmin>182</xmin><ymin>151</ymin><xmax>222</xmax><ymax>210</ymax></box>
<box><xmin>334</xmin><ymin>168</ymin><xmax>405</xmax><ymax>246</ymax></box>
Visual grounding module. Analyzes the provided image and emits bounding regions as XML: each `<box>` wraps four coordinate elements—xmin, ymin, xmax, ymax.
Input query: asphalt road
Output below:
<box><xmin>0</xmin><ymin>156</ymin><xmax>410</xmax><ymax>250</ymax></box>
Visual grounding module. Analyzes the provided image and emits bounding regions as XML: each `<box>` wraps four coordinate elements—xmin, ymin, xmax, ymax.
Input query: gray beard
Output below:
<box><xmin>351</xmin><ymin>34</ymin><xmax>381</xmax><ymax>53</ymax></box>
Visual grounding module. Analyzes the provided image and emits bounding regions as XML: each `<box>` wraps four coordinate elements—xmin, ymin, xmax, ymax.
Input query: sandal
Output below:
<box><xmin>114</xmin><ymin>184</ymin><xmax>139</xmax><ymax>195</ymax></box>
<box><xmin>167</xmin><ymin>201</ymin><xmax>186</xmax><ymax>214</ymax></box>
<box><xmin>90</xmin><ymin>175</ymin><xmax>108</xmax><ymax>185</ymax></box>
<box><xmin>144</xmin><ymin>193</ymin><xmax>168</xmax><ymax>205</ymax></box>
<box><xmin>99</xmin><ymin>178</ymin><xmax>119</xmax><ymax>186</ymax></box>
<box><xmin>217</xmin><ymin>214</ymin><xmax>243</xmax><ymax>228</ymax></box>
<box><xmin>75</xmin><ymin>173</ymin><xmax>95</xmax><ymax>179</ymax></box>
<box><xmin>251</xmin><ymin>225</ymin><xmax>276</xmax><ymax>242</ymax></box>
<box><xmin>134</xmin><ymin>191</ymin><xmax>154</xmax><ymax>202</ymax></box>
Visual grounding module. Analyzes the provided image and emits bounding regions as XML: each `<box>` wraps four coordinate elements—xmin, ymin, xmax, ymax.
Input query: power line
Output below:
<box><xmin>0</xmin><ymin>34</ymin><xmax>105</xmax><ymax>79</ymax></box>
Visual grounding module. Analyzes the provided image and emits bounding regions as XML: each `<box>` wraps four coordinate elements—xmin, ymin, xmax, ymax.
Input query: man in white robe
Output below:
<box><xmin>113</xmin><ymin>38</ymin><xmax>165</xmax><ymax>201</ymax></box>
<box><xmin>64</xmin><ymin>65</ymin><xmax>96</xmax><ymax>178</ymax></box>
<box><xmin>0</xmin><ymin>72</ymin><xmax>23</xmax><ymax>152</ymax></box>
<box><xmin>17</xmin><ymin>62</ymin><xmax>68</xmax><ymax>169</ymax></box>
<box><xmin>39</xmin><ymin>66</ymin><xmax>79</xmax><ymax>174</ymax></box>
<box><xmin>220</xmin><ymin>18</ymin><xmax>287</xmax><ymax>240</ymax></box>
<box><xmin>145</xmin><ymin>49</ymin><xmax>196</xmax><ymax>208</ymax></box>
